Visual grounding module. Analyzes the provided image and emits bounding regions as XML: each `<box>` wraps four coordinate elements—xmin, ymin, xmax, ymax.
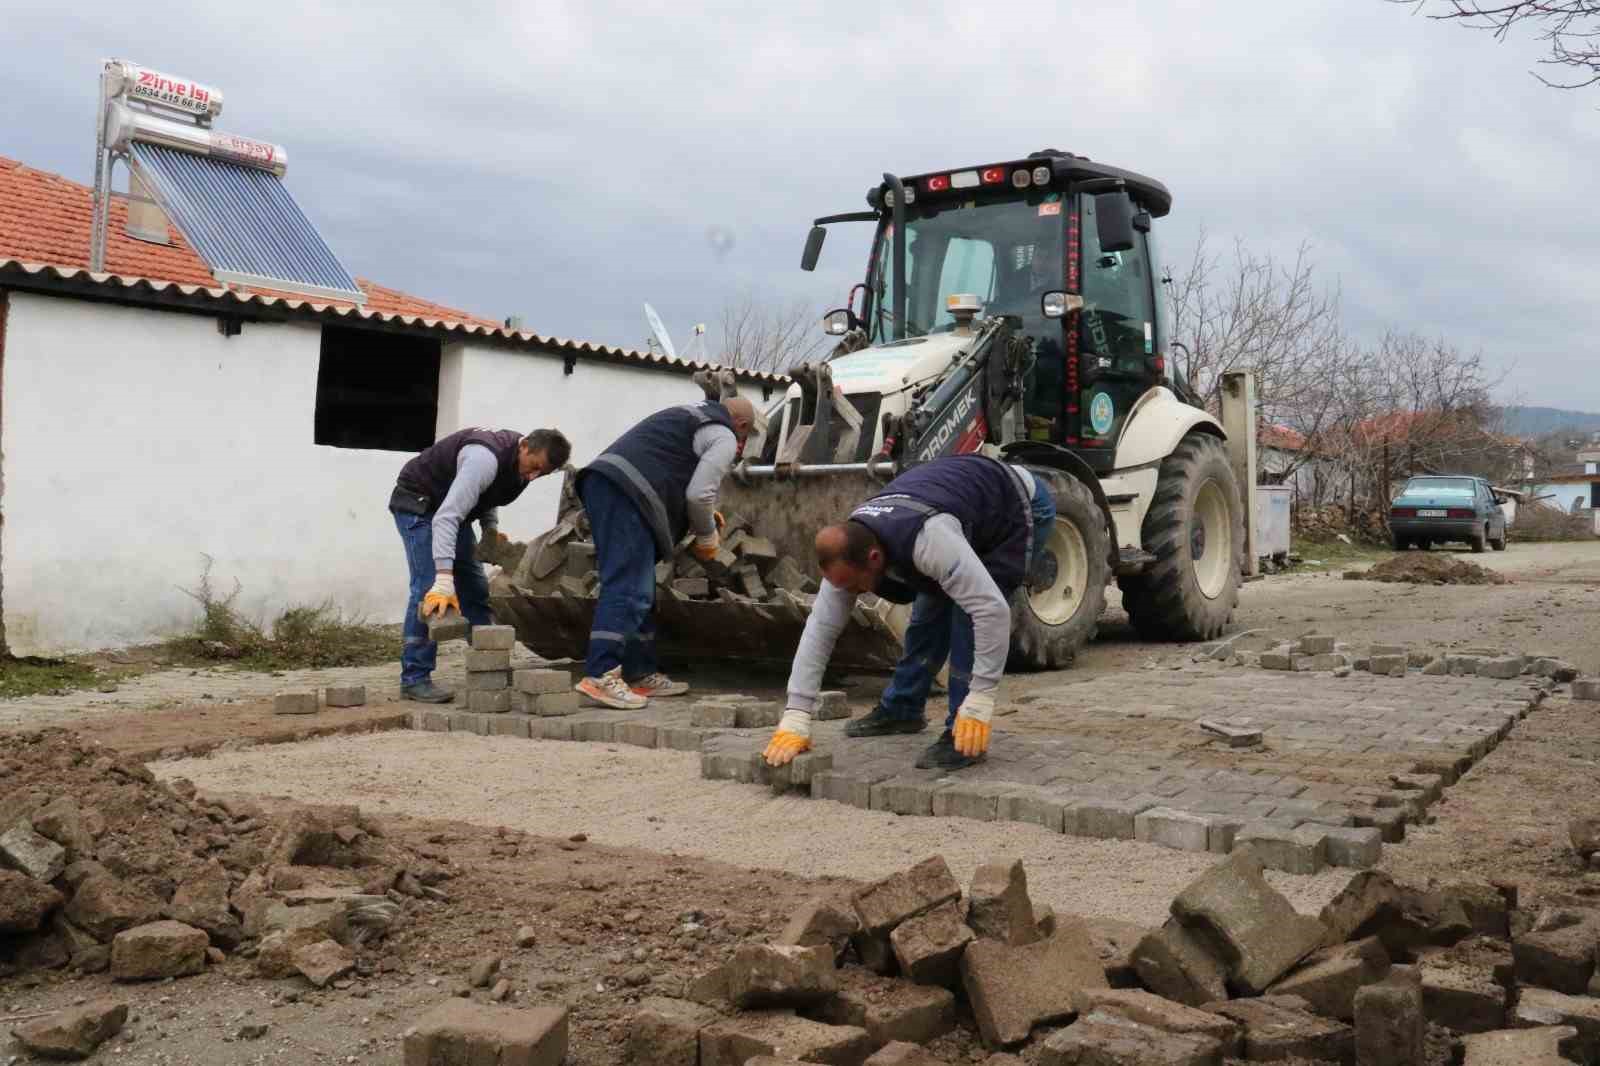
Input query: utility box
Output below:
<box><xmin>1255</xmin><ymin>485</ymin><xmax>1292</xmax><ymax>559</ymax></box>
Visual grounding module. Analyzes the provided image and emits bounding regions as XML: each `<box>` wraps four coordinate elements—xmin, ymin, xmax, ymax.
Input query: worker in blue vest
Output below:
<box><xmin>764</xmin><ymin>453</ymin><xmax>1056</xmax><ymax>771</ymax></box>
<box><xmin>575</xmin><ymin>396</ymin><xmax>762</xmax><ymax>709</ymax></box>
<box><xmin>395</xmin><ymin>427</ymin><xmax>572</xmax><ymax>702</ymax></box>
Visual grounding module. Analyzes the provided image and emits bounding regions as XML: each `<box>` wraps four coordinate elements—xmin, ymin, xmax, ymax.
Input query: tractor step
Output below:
<box><xmin>1115</xmin><ymin>548</ymin><xmax>1158</xmax><ymax>576</ymax></box>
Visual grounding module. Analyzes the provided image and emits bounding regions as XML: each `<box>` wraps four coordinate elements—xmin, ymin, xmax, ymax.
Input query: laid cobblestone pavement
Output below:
<box><xmin>410</xmin><ymin>657</ymin><xmax>1550</xmax><ymax>875</ymax></box>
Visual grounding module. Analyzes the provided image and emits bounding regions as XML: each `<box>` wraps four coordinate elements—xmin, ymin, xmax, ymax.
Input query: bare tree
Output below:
<box><xmin>1400</xmin><ymin>1</ymin><xmax>1600</xmax><ymax>88</ymax></box>
<box><xmin>716</xmin><ymin>290</ymin><xmax>830</xmax><ymax>374</ymax></box>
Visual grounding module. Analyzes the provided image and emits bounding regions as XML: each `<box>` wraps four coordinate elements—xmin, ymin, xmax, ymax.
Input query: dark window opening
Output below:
<box><xmin>314</xmin><ymin>326</ymin><xmax>440</xmax><ymax>451</ymax></box>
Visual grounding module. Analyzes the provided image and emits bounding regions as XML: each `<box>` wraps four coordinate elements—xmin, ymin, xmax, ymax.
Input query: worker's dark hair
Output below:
<box><xmin>523</xmin><ymin>428</ymin><xmax>571</xmax><ymax>468</ymax></box>
<box><xmin>817</xmin><ymin>520</ymin><xmax>879</xmax><ymax>569</ymax></box>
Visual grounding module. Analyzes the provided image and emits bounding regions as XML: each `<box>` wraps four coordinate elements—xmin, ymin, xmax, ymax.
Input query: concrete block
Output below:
<box><xmin>273</xmin><ymin>691</ymin><xmax>318</xmax><ymax>715</ymax></box>
<box><xmin>1417</xmin><ymin>942</ymin><xmax>1509</xmax><ymax>1033</ymax></box>
<box><xmin>1514</xmin><ymin>911</ymin><xmax>1600</xmax><ymax>994</ymax></box>
<box><xmin>1071</xmin><ymin>988</ymin><xmax>1242</xmax><ymax>1056</ymax></box>
<box><xmin>1205</xmin><ymin>996</ymin><xmax>1355</xmax><ymax>1064</ymax></box>
<box><xmin>1037</xmin><ymin>1014</ymin><xmax>1222</xmax><ymax>1065</ymax></box>
<box><xmin>1370</xmin><ymin>654</ymin><xmax>1407</xmax><ymax>676</ymax></box>
<box><xmin>1135</xmin><ymin>807</ymin><xmax>1214</xmax><ymax>852</ymax></box>
<box><xmin>465</xmin><ymin>648</ymin><xmax>512</xmax><ymax>671</ymax></box>
<box><xmin>1479</xmin><ymin>655</ymin><xmax>1526</xmax><ymax>680</ymax></box>
<box><xmin>814</xmin><ymin>690</ymin><xmax>850</xmax><ymax>720</ymax></box>
<box><xmin>467</xmin><ymin>689</ymin><xmax>511</xmax><ymax>714</ymax></box>
<box><xmin>627</xmin><ymin>997</ymin><xmax>721</xmax><ymax>1066</ymax></box>
<box><xmin>419</xmin><ymin>709</ymin><xmax>451</xmax><ymax>732</ymax></box>
<box><xmin>725</xmin><ymin>942</ymin><xmax>837</xmax><ymax>1007</ymax></box>
<box><xmin>1269</xmin><ymin>936</ymin><xmax>1391</xmax><ymax>1021</ymax></box>
<box><xmin>672</xmin><ymin>577</ymin><xmax>709</xmax><ymax>597</ymax></box>
<box><xmin>778</xmin><ymin>896</ymin><xmax>860</xmax><ymax>961</ymax></box>
<box><xmin>690</xmin><ymin>702</ymin><xmax>741</xmax><ymax>728</ymax></box>
<box><xmin>1072</xmin><ymin>798</ymin><xmax>1156</xmax><ymax>840</ymax></box>
<box><xmin>450</xmin><ymin>711</ymin><xmax>493</xmax><ymax>734</ymax></box>
<box><xmin>1512</xmin><ymin>988</ymin><xmax>1600</xmax><ymax>1063</ymax></box>
<box><xmin>1573</xmin><ymin>678</ymin><xmax>1600</xmax><ymax>701</ymax></box>
<box><xmin>1261</xmin><ymin>652</ymin><xmax>1296</xmax><ymax>671</ymax></box>
<box><xmin>615</xmin><ymin>721</ymin><xmax>659</xmax><ymax>749</ymax></box>
<box><xmin>514</xmin><ymin>669</ymin><xmax>570</xmax><ymax>694</ymax></box>
<box><xmin>1354</xmin><ymin>966</ymin><xmax>1425</xmax><ymax>1066</ymax></box>
<box><xmin>764</xmin><ymin>751</ymin><xmax>833</xmax><ymax>794</ymax></box>
<box><xmin>961</xmin><ymin>918</ymin><xmax>1110</xmax><ymax>1047</ymax></box>
<box><xmin>1235</xmin><ymin>823</ymin><xmax>1329</xmax><ymax>874</ymax></box>
<box><xmin>427</xmin><ymin>612</ymin><xmax>470</xmax><ymax>642</ymax></box>
<box><xmin>1324</xmin><ymin>826</ymin><xmax>1384</xmax><ymax>868</ymax></box>
<box><xmin>323</xmin><ymin>685</ymin><xmax>365</xmax><ymax>708</ymax></box>
<box><xmin>532</xmin><ymin>692</ymin><xmax>580</xmax><ymax>716</ymax></box>
<box><xmin>698</xmin><ymin>1012</ymin><xmax>872</xmax><ymax>1066</ymax></box>
<box><xmin>487</xmin><ymin>715</ymin><xmax>531</xmax><ymax>739</ymax></box>
<box><xmin>890</xmin><ymin>900</ymin><xmax>973</xmax><ymax>988</ymax></box>
<box><xmin>929</xmin><ymin>782</ymin><xmax>1011</xmax><ymax>822</ymax></box>
<box><xmin>1462</xmin><ymin>1026</ymin><xmax>1582</xmax><ymax>1066</ymax></box>
<box><xmin>469</xmin><ymin>625</ymin><xmax>516</xmax><ymax>651</ymax></box>
<box><xmin>852</xmin><ymin>855</ymin><xmax>961</xmax><ymax>935</ymax></box>
<box><xmin>802</xmin><ymin>971</ymin><xmax>954</xmax><ymax>1048</ymax></box>
<box><xmin>735</xmin><ymin>703</ymin><xmax>782</xmax><ymax>729</ymax></box>
<box><xmin>967</xmin><ymin>859</ymin><xmax>1038</xmax><ymax>946</ymax></box>
<box><xmin>997</xmin><ymin>787</ymin><xmax>1067</xmax><ymax>833</ymax></box>
<box><xmin>465</xmin><ymin>670</ymin><xmax>510</xmax><ymax>691</ymax></box>
<box><xmin>1083</xmin><ymin>917</ymin><xmax>1150</xmax><ymax>989</ymax></box>
<box><xmin>528</xmin><ymin>717</ymin><xmax>574</xmax><ymax>741</ymax></box>
<box><xmin>401</xmin><ymin>1000</ymin><xmax>567</xmax><ymax>1066</ymax></box>
<box><xmin>1131</xmin><ymin>919</ymin><xmax>1229</xmax><ymax>1007</ymax></box>
<box><xmin>869</xmin><ymin>778</ymin><xmax>935</xmax><ymax>817</ymax></box>
<box><xmin>1171</xmin><ymin>849</ymin><xmax>1326</xmax><ymax>995</ymax></box>
<box><xmin>572</xmin><ymin>718</ymin><xmax>617</xmax><ymax>743</ymax></box>
<box><xmin>0</xmin><ymin>824</ymin><xmax>68</xmax><ymax>882</ymax></box>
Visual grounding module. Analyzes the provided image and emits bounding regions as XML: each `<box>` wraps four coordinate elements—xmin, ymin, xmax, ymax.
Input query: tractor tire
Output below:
<box><xmin>1118</xmin><ymin>433</ymin><xmax>1244</xmax><ymax>643</ymax></box>
<box><xmin>1470</xmin><ymin>525</ymin><xmax>1487</xmax><ymax>553</ymax></box>
<box><xmin>1008</xmin><ymin>470</ymin><xmax>1109</xmax><ymax>669</ymax></box>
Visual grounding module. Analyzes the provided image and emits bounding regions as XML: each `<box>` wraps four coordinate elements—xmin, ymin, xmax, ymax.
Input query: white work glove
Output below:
<box><xmin>953</xmin><ymin>689</ymin><xmax>996</xmax><ymax>757</ymax></box>
<box><xmin>763</xmin><ymin>708</ymin><xmax>814</xmax><ymax>766</ymax></box>
<box><xmin>419</xmin><ymin>572</ymin><xmax>459</xmax><ymax>620</ymax></box>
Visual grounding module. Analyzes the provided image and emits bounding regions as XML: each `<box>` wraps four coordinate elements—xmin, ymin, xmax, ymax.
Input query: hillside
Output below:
<box><xmin>1500</xmin><ymin>405</ymin><xmax>1600</xmax><ymax>439</ymax></box>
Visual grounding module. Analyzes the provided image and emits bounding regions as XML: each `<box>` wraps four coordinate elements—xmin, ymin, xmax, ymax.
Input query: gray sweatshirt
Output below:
<box><xmin>785</xmin><ymin>466</ymin><xmax>1036</xmax><ymax>713</ymax></box>
<box><xmin>431</xmin><ymin>445</ymin><xmax>502</xmax><ymax>570</ymax></box>
<box><xmin>686</xmin><ymin>423</ymin><xmax>739</xmax><ymax>536</ymax></box>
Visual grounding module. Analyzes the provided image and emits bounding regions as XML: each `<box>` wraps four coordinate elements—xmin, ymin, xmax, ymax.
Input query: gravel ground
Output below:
<box><xmin>156</xmin><ymin>730</ymin><xmax>1352</xmax><ymax>926</ymax></box>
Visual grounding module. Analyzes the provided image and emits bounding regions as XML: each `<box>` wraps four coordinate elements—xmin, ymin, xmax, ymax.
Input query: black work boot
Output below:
<box><xmin>400</xmin><ymin>680</ymin><xmax>454</xmax><ymax>704</ymax></box>
<box><xmin>914</xmin><ymin>731</ymin><xmax>981</xmax><ymax>771</ymax></box>
<box><xmin>844</xmin><ymin>706</ymin><xmax>927</xmax><ymax>738</ymax></box>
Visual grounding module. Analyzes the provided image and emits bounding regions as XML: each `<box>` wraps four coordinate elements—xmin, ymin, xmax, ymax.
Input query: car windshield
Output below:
<box><xmin>869</xmin><ymin>188</ymin><xmax>1063</xmax><ymax>341</ymax></box>
<box><xmin>1402</xmin><ymin>477</ymin><xmax>1476</xmax><ymax>497</ymax></box>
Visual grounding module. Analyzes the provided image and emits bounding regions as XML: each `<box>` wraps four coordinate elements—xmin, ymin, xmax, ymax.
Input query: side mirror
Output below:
<box><xmin>801</xmin><ymin>226</ymin><xmax>827</xmax><ymax>272</ymax></box>
<box><xmin>1040</xmin><ymin>291</ymin><xmax>1085</xmax><ymax>319</ymax></box>
<box><xmin>822</xmin><ymin>308</ymin><xmax>853</xmax><ymax>335</ymax></box>
<box><xmin>1094</xmin><ymin>191</ymin><xmax>1136</xmax><ymax>253</ymax></box>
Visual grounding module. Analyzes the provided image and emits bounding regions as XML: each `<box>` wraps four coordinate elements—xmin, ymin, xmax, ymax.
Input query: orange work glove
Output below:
<box><xmin>691</xmin><ymin>530</ymin><xmax>720</xmax><ymax>562</ymax></box>
<box><xmin>418</xmin><ymin>573</ymin><xmax>460</xmax><ymax>620</ymax></box>
<box><xmin>952</xmin><ymin>690</ymin><xmax>995</xmax><ymax>757</ymax></box>
<box><xmin>763</xmin><ymin>709</ymin><xmax>814</xmax><ymax>766</ymax></box>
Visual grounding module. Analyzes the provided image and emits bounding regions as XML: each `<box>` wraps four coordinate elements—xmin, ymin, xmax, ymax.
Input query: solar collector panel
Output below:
<box><xmin>128</xmin><ymin>142</ymin><xmax>362</xmax><ymax>301</ymax></box>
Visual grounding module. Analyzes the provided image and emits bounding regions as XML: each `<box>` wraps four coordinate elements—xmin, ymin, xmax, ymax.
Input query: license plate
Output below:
<box><xmin>1418</xmin><ymin>509</ymin><xmax>1447</xmax><ymax>517</ymax></box>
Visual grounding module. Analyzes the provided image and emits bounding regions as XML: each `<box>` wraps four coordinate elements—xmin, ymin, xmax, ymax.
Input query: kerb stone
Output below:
<box><xmin>273</xmin><ymin>691</ymin><xmax>318</xmax><ymax>716</ymax></box>
<box><xmin>324</xmin><ymin>685</ymin><xmax>366</xmax><ymax>707</ymax></box>
<box><xmin>851</xmin><ymin>856</ymin><xmax>961</xmax><ymax>935</ymax></box>
<box><xmin>961</xmin><ymin>918</ymin><xmax>1109</xmax><ymax>1047</ymax></box>
<box><xmin>1131</xmin><ymin>919</ymin><xmax>1229</xmax><ymax>1007</ymax></box>
<box><xmin>401</xmin><ymin>1000</ymin><xmax>568</xmax><ymax>1066</ymax></box>
<box><xmin>1170</xmin><ymin>849</ymin><xmax>1326</xmax><ymax>995</ymax></box>
<box><xmin>1135</xmin><ymin>807</ymin><xmax>1214</xmax><ymax>852</ymax></box>
<box><xmin>1234</xmin><ymin>823</ymin><xmax>1329</xmax><ymax>874</ymax></box>
<box><xmin>1205</xmin><ymin>996</ymin><xmax>1355</xmax><ymax>1064</ymax></box>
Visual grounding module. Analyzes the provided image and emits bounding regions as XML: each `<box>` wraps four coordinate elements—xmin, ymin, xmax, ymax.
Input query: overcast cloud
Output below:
<box><xmin>3</xmin><ymin>1</ymin><xmax>1597</xmax><ymax>409</ymax></box>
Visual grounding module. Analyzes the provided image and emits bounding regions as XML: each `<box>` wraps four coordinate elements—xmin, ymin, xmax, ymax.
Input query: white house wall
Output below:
<box><xmin>0</xmin><ymin>292</ymin><xmax>731</xmax><ymax>655</ymax></box>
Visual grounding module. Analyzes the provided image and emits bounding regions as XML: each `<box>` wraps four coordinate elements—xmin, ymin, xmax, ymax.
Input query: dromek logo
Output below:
<box><xmin>917</xmin><ymin>390</ymin><xmax>978</xmax><ymax>463</ymax></box>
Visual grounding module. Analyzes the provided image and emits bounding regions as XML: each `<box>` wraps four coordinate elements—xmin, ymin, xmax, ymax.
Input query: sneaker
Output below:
<box><xmin>914</xmin><ymin>731</ymin><xmax>982</xmax><ymax>771</ymax></box>
<box><xmin>844</xmin><ymin>706</ymin><xmax>927</xmax><ymax>738</ymax></box>
<box><xmin>400</xmin><ymin>680</ymin><xmax>454</xmax><ymax>704</ymax></box>
<box><xmin>630</xmin><ymin>673</ymin><xmax>690</xmax><ymax>698</ymax></box>
<box><xmin>575</xmin><ymin>670</ymin><xmax>648</xmax><ymax>710</ymax></box>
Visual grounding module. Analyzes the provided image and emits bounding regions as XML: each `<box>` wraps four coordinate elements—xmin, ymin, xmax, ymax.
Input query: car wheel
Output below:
<box><xmin>1418</xmin><ymin>538</ymin><xmax>1432</xmax><ymax>551</ymax></box>
<box><xmin>1491</xmin><ymin>527</ymin><xmax>1507</xmax><ymax>551</ymax></box>
<box><xmin>1392</xmin><ymin>535</ymin><xmax>1409</xmax><ymax>551</ymax></box>
<box><xmin>1470</xmin><ymin>525</ymin><xmax>1487</xmax><ymax>553</ymax></box>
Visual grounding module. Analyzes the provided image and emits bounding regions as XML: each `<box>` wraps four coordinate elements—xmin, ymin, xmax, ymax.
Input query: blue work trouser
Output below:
<box><xmin>875</xmin><ymin>475</ymin><xmax>1057</xmax><ymax>732</ymax></box>
<box><xmin>580</xmin><ymin>474</ymin><xmax>660</xmax><ymax>681</ymax></box>
<box><xmin>395</xmin><ymin>511</ymin><xmax>491</xmax><ymax>687</ymax></box>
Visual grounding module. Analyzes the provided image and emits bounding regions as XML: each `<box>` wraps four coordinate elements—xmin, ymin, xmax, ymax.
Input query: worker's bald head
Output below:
<box><xmin>815</xmin><ymin>521</ymin><xmax>884</xmax><ymax>596</ymax></box>
<box><xmin>723</xmin><ymin>396</ymin><xmax>761</xmax><ymax>443</ymax></box>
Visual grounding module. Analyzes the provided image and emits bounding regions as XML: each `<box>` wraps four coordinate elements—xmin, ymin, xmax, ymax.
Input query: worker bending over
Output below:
<box><xmin>575</xmin><ymin>397</ymin><xmax>762</xmax><ymax>709</ymax></box>
<box><xmin>766</xmin><ymin>453</ymin><xmax>1055</xmax><ymax>771</ymax></box>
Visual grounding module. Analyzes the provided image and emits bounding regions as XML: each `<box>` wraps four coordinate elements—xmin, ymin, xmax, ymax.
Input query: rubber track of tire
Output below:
<box><xmin>1122</xmin><ymin>433</ymin><xmax>1242</xmax><ymax>642</ymax></box>
<box><xmin>1009</xmin><ymin>472</ymin><xmax>1108</xmax><ymax>669</ymax></box>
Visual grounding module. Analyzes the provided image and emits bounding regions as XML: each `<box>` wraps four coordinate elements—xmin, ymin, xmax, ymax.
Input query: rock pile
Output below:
<box><xmin>0</xmin><ymin>729</ymin><xmax>448</xmax><ymax>991</ymax></box>
<box><xmin>623</xmin><ymin>850</ymin><xmax>1600</xmax><ymax>1064</ymax></box>
<box><xmin>1348</xmin><ymin>554</ymin><xmax>1509</xmax><ymax>586</ymax></box>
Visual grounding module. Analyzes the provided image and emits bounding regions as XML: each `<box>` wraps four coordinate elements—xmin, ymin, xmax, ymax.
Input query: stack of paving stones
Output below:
<box><xmin>620</xmin><ymin>849</ymin><xmax>1600</xmax><ymax>1064</ymax></box>
<box><xmin>1201</xmin><ymin>628</ymin><xmax>1586</xmax><ymax>686</ymax></box>
<box><xmin>701</xmin><ymin>631</ymin><xmax>1563</xmax><ymax>873</ymax></box>
<box><xmin>272</xmin><ymin>685</ymin><xmax>368</xmax><ymax>716</ymax></box>
<box><xmin>462</xmin><ymin>624</ymin><xmax>518</xmax><ymax>714</ymax></box>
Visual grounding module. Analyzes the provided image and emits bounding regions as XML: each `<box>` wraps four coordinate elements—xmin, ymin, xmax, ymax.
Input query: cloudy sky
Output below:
<box><xmin>4</xmin><ymin>1</ymin><xmax>1597</xmax><ymax>410</ymax></box>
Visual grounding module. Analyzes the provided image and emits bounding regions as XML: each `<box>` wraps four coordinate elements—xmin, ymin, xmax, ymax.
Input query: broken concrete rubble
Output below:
<box><xmin>778</xmin><ymin>895</ymin><xmax>861</xmax><ymax>962</ymax></box>
<box><xmin>698</xmin><ymin>1011</ymin><xmax>873</xmax><ymax>1066</ymax></box>
<box><xmin>725</xmin><ymin>942</ymin><xmax>838</xmax><ymax>1007</ymax></box>
<box><xmin>1204</xmin><ymin>995</ymin><xmax>1355</xmax><ymax>1063</ymax></box>
<box><xmin>1169</xmin><ymin>849</ymin><xmax>1325</xmax><ymax>995</ymax></box>
<box><xmin>1132</xmin><ymin>919</ymin><xmax>1230</xmax><ymax>1007</ymax></box>
<box><xmin>402</xmin><ymin>1000</ymin><xmax>568</xmax><ymax>1066</ymax></box>
<box><xmin>1267</xmin><ymin>935</ymin><xmax>1390</xmax><ymax>1020</ymax></box>
<box><xmin>965</xmin><ymin>859</ymin><xmax>1038</xmax><ymax>946</ymax></box>
<box><xmin>852</xmin><ymin>855</ymin><xmax>961</xmax><ymax>936</ymax></box>
<box><xmin>1352</xmin><ymin>965</ymin><xmax>1425</xmax><ymax>1066</ymax></box>
<box><xmin>889</xmin><ymin>900</ymin><xmax>973</xmax><ymax>988</ymax></box>
<box><xmin>961</xmin><ymin>919</ymin><xmax>1109</xmax><ymax>1046</ymax></box>
<box><xmin>1037</xmin><ymin>1012</ymin><xmax>1223</xmax><ymax>1066</ymax></box>
<box><xmin>1070</xmin><ymin>987</ymin><xmax>1242</xmax><ymax>1056</ymax></box>
<box><xmin>11</xmin><ymin>998</ymin><xmax>128</xmax><ymax>1061</ymax></box>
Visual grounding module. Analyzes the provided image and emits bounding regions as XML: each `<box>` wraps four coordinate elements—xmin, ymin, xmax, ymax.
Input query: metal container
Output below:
<box><xmin>107</xmin><ymin>102</ymin><xmax>288</xmax><ymax>177</ymax></box>
<box><xmin>1255</xmin><ymin>484</ymin><xmax>1292</xmax><ymax>559</ymax></box>
<box><xmin>105</xmin><ymin>59</ymin><xmax>224</xmax><ymax>120</ymax></box>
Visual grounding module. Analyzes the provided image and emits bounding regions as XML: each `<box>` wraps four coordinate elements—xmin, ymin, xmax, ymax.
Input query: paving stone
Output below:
<box><xmin>725</xmin><ymin>942</ymin><xmax>837</xmax><ymax>1007</ymax></box>
<box><xmin>1299</xmin><ymin>635</ymin><xmax>1338</xmax><ymax>655</ymax></box>
<box><xmin>627</xmin><ymin>997</ymin><xmax>722</xmax><ymax>1066</ymax></box>
<box><xmin>1268</xmin><ymin>936</ymin><xmax>1391</xmax><ymax>1021</ymax></box>
<box><xmin>779</xmin><ymin>896</ymin><xmax>860</xmax><ymax>961</ymax></box>
<box><xmin>529</xmin><ymin>691</ymin><xmax>579</xmax><ymax>716</ymax></box>
<box><xmin>572</xmin><ymin>718</ymin><xmax>617</xmax><ymax>743</ymax></box>
<box><xmin>802</xmin><ymin>970</ymin><xmax>955</xmax><ymax>1047</ymax></box>
<box><xmin>736</xmin><ymin>704</ymin><xmax>783</xmax><ymax>729</ymax></box>
<box><xmin>1261</xmin><ymin>652</ymin><xmax>1296</xmax><ymax>671</ymax></box>
<box><xmin>469</xmin><ymin>625</ymin><xmax>516</xmax><ymax>651</ymax></box>
<box><xmin>1131</xmin><ymin>919</ymin><xmax>1229</xmax><ymax>1007</ymax></box>
<box><xmin>1574</xmin><ymin>679</ymin><xmax>1600</xmax><ymax>701</ymax></box>
<box><xmin>467</xmin><ymin>689</ymin><xmax>512</xmax><ymax>714</ymax></box>
<box><xmin>1136</xmin><ymin>807</ymin><xmax>1214</xmax><ymax>852</ymax></box>
<box><xmin>1072</xmin><ymin>798</ymin><xmax>1159</xmax><ymax>841</ymax></box>
<box><xmin>699</xmin><ymin>1011</ymin><xmax>872</xmax><ymax>1066</ymax></box>
<box><xmin>1205</xmin><ymin>995</ymin><xmax>1355</xmax><ymax>1064</ymax></box>
<box><xmin>1353</xmin><ymin>965</ymin><xmax>1424</xmax><ymax>1066</ymax></box>
<box><xmin>615</xmin><ymin>721</ymin><xmax>659</xmax><ymax>749</ymax></box>
<box><xmin>861</xmin><ymin>1042</ymin><xmax>950</xmax><ymax>1066</ymax></box>
<box><xmin>890</xmin><ymin>900</ymin><xmax>973</xmax><ymax>989</ymax></box>
<box><xmin>0</xmin><ymin>823</ymin><xmax>67</xmax><ymax>882</ymax></box>
<box><xmin>323</xmin><ymin>685</ymin><xmax>366</xmax><ymax>707</ymax></box>
<box><xmin>1512</xmin><ymin>987</ymin><xmax>1600</xmax><ymax>1063</ymax></box>
<box><xmin>1083</xmin><ymin>917</ymin><xmax>1150</xmax><ymax>988</ymax></box>
<box><xmin>1324</xmin><ymin>826</ymin><xmax>1384</xmax><ymax>868</ymax></box>
<box><xmin>930</xmin><ymin>782</ymin><xmax>1013</xmax><ymax>822</ymax></box>
<box><xmin>1234</xmin><ymin>823</ymin><xmax>1329</xmax><ymax>874</ymax></box>
<box><xmin>1416</xmin><ymin>940</ymin><xmax>1509</xmax><ymax>1033</ymax></box>
<box><xmin>514</xmin><ymin>668</ymin><xmax>570</xmax><ymax>694</ymax></box>
<box><xmin>110</xmin><ymin>920</ymin><xmax>208</xmax><ymax>980</ymax></box>
<box><xmin>466</xmin><ymin>670</ymin><xmax>511</xmax><ymax>692</ymax></box>
<box><xmin>1442</xmin><ymin>882</ymin><xmax>1510</xmax><ymax>938</ymax></box>
<box><xmin>419</xmin><ymin>708</ymin><xmax>451</xmax><ymax>732</ymax></box>
<box><xmin>465</xmin><ymin>649</ymin><xmax>513</xmax><ymax>671</ymax></box>
<box><xmin>273</xmin><ymin>691</ymin><xmax>318</xmax><ymax>715</ymax></box>
<box><xmin>1037</xmin><ymin>1012</ymin><xmax>1223</xmax><ymax>1065</ymax></box>
<box><xmin>967</xmin><ymin>859</ymin><xmax>1038</xmax><ymax>946</ymax></box>
<box><xmin>691</xmin><ymin>703</ymin><xmax>741</xmax><ymax>728</ymax></box>
<box><xmin>961</xmin><ymin>918</ymin><xmax>1110</xmax><ymax>1046</ymax></box>
<box><xmin>997</xmin><ymin>787</ymin><xmax>1067</xmax><ymax>832</ymax></box>
<box><xmin>1478</xmin><ymin>655</ymin><xmax>1526</xmax><ymax>680</ymax></box>
<box><xmin>529</xmin><ymin>717</ymin><xmax>575</xmax><ymax>741</ymax></box>
<box><xmin>1462</xmin><ymin>1026</ymin><xmax>1581</xmax><ymax>1066</ymax></box>
<box><xmin>852</xmin><ymin>856</ymin><xmax>961</xmax><ymax>935</ymax></box>
<box><xmin>815</xmin><ymin>690</ymin><xmax>851</xmax><ymax>720</ymax></box>
<box><xmin>1170</xmin><ymin>850</ymin><xmax>1327</xmax><ymax>995</ymax></box>
<box><xmin>401</xmin><ymin>1000</ymin><xmax>567</xmax><ymax>1066</ymax></box>
<box><xmin>12</xmin><ymin>999</ymin><xmax>129</xmax><ymax>1060</ymax></box>
<box><xmin>1071</xmin><ymin>988</ymin><xmax>1242</xmax><ymax>1055</ymax></box>
<box><xmin>1513</xmin><ymin>909</ymin><xmax>1600</xmax><ymax>994</ymax></box>
<box><xmin>869</xmin><ymin>778</ymin><xmax>936</xmax><ymax>816</ymax></box>
<box><xmin>761</xmin><ymin>751</ymin><xmax>834</xmax><ymax>794</ymax></box>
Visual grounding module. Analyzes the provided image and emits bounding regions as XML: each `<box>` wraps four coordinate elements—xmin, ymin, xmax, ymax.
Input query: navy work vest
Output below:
<box><xmin>581</xmin><ymin>401</ymin><xmax>736</xmax><ymax>559</ymax></box>
<box><xmin>396</xmin><ymin>428</ymin><xmax>528</xmax><ymax>521</ymax></box>
<box><xmin>849</xmin><ymin>454</ymin><xmax>1033</xmax><ymax>604</ymax></box>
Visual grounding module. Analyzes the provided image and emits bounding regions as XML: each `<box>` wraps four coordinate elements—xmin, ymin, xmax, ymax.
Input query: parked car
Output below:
<box><xmin>1389</xmin><ymin>475</ymin><xmax>1507</xmax><ymax>553</ymax></box>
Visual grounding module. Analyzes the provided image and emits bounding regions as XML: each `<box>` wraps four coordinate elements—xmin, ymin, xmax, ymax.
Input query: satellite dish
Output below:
<box><xmin>643</xmin><ymin>302</ymin><xmax>677</xmax><ymax>359</ymax></box>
